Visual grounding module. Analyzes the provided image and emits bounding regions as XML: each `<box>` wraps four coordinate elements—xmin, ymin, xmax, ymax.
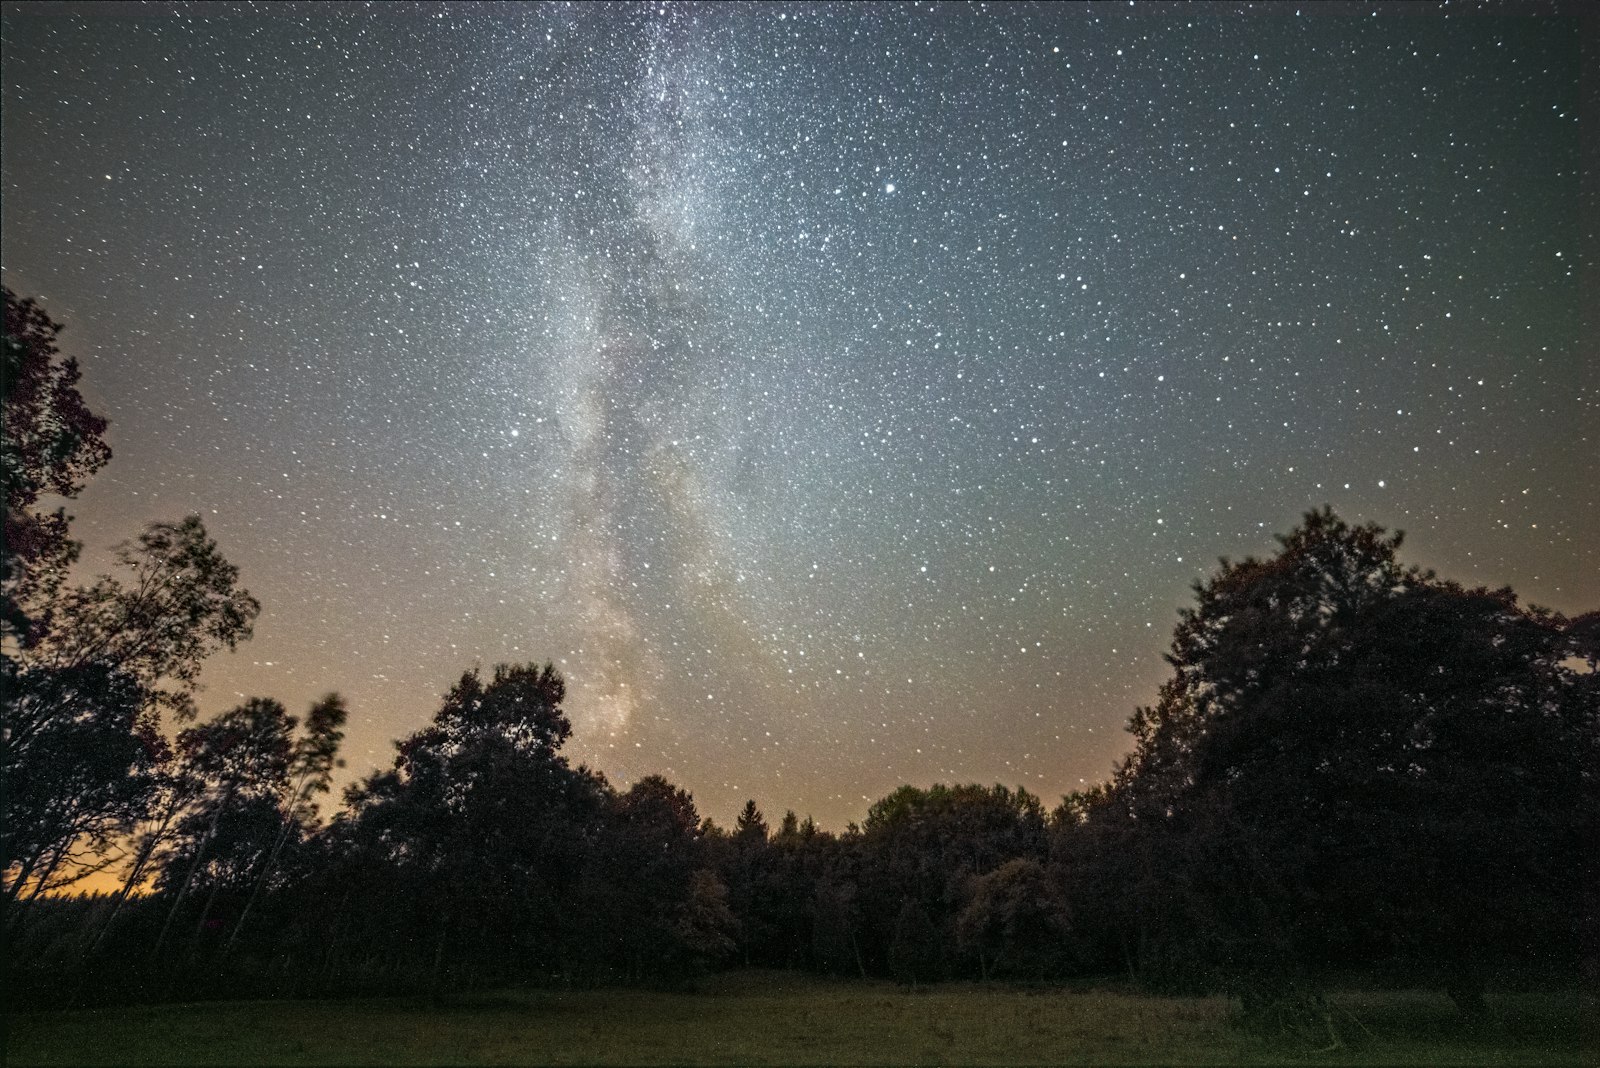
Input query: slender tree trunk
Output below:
<box><xmin>85</xmin><ymin>831</ymin><xmax>161</xmax><ymax>959</ymax></box>
<box><xmin>23</xmin><ymin>839</ymin><xmax>69</xmax><ymax>903</ymax></box>
<box><xmin>1316</xmin><ymin>997</ymin><xmax>1343</xmax><ymax>1052</ymax></box>
<box><xmin>153</xmin><ymin>789</ymin><xmax>228</xmax><ymax>960</ymax></box>
<box><xmin>224</xmin><ymin>800</ymin><xmax>299</xmax><ymax>954</ymax></box>
<box><xmin>11</xmin><ymin>834</ymin><xmax>82</xmax><ymax>932</ymax></box>
<box><xmin>191</xmin><ymin>862</ymin><xmax>228</xmax><ymax>949</ymax></box>
<box><xmin>153</xmin><ymin>847</ymin><xmax>201</xmax><ymax>958</ymax></box>
<box><xmin>317</xmin><ymin>888</ymin><xmax>353</xmax><ymax>992</ymax></box>
<box><xmin>429</xmin><ymin>915</ymin><xmax>451</xmax><ymax>998</ymax></box>
<box><xmin>5</xmin><ymin>849</ymin><xmax>41</xmax><ymax>907</ymax></box>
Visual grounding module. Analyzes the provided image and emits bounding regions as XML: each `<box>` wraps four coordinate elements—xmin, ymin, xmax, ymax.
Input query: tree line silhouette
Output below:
<box><xmin>4</xmin><ymin>288</ymin><xmax>1596</xmax><ymax>1037</ymax></box>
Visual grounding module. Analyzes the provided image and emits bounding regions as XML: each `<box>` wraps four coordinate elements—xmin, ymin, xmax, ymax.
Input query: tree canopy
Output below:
<box><xmin>2</xmin><ymin>287</ymin><xmax>110</xmax><ymax>644</ymax></box>
<box><xmin>1100</xmin><ymin>507</ymin><xmax>1598</xmax><ymax>1022</ymax></box>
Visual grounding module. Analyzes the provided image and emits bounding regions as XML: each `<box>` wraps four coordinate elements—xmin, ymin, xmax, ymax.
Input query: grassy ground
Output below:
<box><xmin>5</xmin><ymin>971</ymin><xmax>1593</xmax><ymax>1066</ymax></box>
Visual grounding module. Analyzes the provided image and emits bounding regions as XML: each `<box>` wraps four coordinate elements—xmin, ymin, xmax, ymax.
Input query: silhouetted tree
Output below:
<box><xmin>856</xmin><ymin>783</ymin><xmax>1047</xmax><ymax>976</ymax></box>
<box><xmin>152</xmin><ymin>697</ymin><xmax>295</xmax><ymax>959</ymax></box>
<box><xmin>734</xmin><ymin>798</ymin><xmax>768</xmax><ymax>842</ymax></box>
<box><xmin>225</xmin><ymin>693</ymin><xmax>347</xmax><ymax>951</ymax></box>
<box><xmin>582</xmin><ymin>775</ymin><xmax>735</xmax><ymax>983</ymax></box>
<box><xmin>339</xmin><ymin>664</ymin><xmax>608</xmax><ymax>989</ymax></box>
<box><xmin>2</xmin><ymin>287</ymin><xmax>110</xmax><ymax>645</ymax></box>
<box><xmin>1114</xmin><ymin>507</ymin><xmax>1416</xmax><ymax>820</ymax></box>
<box><xmin>1</xmin><ymin>663</ymin><xmax>155</xmax><ymax>907</ymax></box>
<box><xmin>2</xmin><ymin>293</ymin><xmax>258</xmax><ymax>927</ymax></box>
<box><xmin>810</xmin><ymin>861</ymin><xmax>866</xmax><ymax>978</ymax></box>
<box><xmin>1105</xmin><ymin>507</ymin><xmax>1599</xmax><ymax>1025</ymax></box>
<box><xmin>764</xmin><ymin>810</ymin><xmax>836</xmax><ymax>969</ymax></box>
<box><xmin>719</xmin><ymin>799</ymin><xmax>781</xmax><ymax>965</ymax></box>
<box><xmin>955</xmin><ymin>857</ymin><xmax>1071</xmax><ymax>981</ymax></box>
<box><xmin>4</xmin><ymin>518</ymin><xmax>258</xmax><ymax>906</ymax></box>
<box><xmin>1048</xmin><ymin>785</ymin><xmax>1149</xmax><ymax>983</ymax></box>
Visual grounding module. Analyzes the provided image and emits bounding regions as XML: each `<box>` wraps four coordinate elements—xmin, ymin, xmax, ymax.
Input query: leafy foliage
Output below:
<box><xmin>335</xmin><ymin>664</ymin><xmax>608</xmax><ymax>987</ymax></box>
<box><xmin>956</xmin><ymin>857</ymin><xmax>1071</xmax><ymax>981</ymax></box>
<box><xmin>3</xmin><ymin>518</ymin><xmax>261</xmax><ymax>903</ymax></box>
<box><xmin>1097</xmin><ymin>507</ymin><xmax>1599</xmax><ymax>1025</ymax></box>
<box><xmin>2</xmin><ymin>287</ymin><xmax>110</xmax><ymax>645</ymax></box>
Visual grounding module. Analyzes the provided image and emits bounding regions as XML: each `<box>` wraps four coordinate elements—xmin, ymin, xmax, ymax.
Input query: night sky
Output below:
<box><xmin>2</xmin><ymin>2</ymin><xmax>1592</xmax><ymax>830</ymax></box>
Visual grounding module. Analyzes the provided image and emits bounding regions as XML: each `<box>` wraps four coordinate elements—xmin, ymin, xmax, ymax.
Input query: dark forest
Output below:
<box><xmin>4</xmin><ymin>287</ymin><xmax>1596</xmax><ymax>1050</ymax></box>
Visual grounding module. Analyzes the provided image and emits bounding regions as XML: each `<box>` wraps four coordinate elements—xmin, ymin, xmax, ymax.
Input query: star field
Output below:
<box><xmin>2</xmin><ymin>2</ymin><xmax>1592</xmax><ymax>830</ymax></box>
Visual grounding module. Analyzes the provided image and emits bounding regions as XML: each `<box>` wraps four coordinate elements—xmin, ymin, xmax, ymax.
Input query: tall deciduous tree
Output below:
<box><xmin>341</xmin><ymin>664</ymin><xmax>608</xmax><ymax>987</ymax></box>
<box><xmin>1</xmin><ymin>662</ymin><xmax>156</xmax><ymax>904</ymax></box>
<box><xmin>856</xmin><ymin>782</ymin><xmax>1047</xmax><ymax>975</ymax></box>
<box><xmin>225</xmin><ymin>693</ymin><xmax>348</xmax><ymax>951</ymax></box>
<box><xmin>1107</xmin><ymin>506</ymin><xmax>1599</xmax><ymax>1023</ymax></box>
<box><xmin>3</xmin><ymin>517</ymin><xmax>260</xmax><ymax>901</ymax></box>
<box><xmin>955</xmin><ymin>857</ymin><xmax>1071</xmax><ymax>982</ymax></box>
<box><xmin>152</xmin><ymin>697</ymin><xmax>295</xmax><ymax>957</ymax></box>
<box><xmin>1114</xmin><ymin>507</ymin><xmax>1417</xmax><ymax>819</ymax></box>
<box><xmin>19</xmin><ymin>516</ymin><xmax>260</xmax><ymax>723</ymax></box>
<box><xmin>3</xmin><ymin>294</ymin><xmax>259</xmax><ymax>906</ymax></box>
<box><xmin>583</xmin><ymin>775</ymin><xmax>736</xmax><ymax>982</ymax></box>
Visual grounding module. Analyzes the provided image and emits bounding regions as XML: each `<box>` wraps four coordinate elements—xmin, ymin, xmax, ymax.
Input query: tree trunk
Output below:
<box><xmin>153</xmin><ymin>790</ymin><xmax>227</xmax><ymax>960</ymax></box>
<box><xmin>226</xmin><ymin>769</ymin><xmax>314</xmax><ymax>955</ymax></box>
<box><xmin>8</xmin><ymin>837</ymin><xmax>76</xmax><ymax>934</ymax></box>
<box><xmin>315</xmin><ymin>887</ymin><xmax>353</xmax><ymax>992</ymax></box>
<box><xmin>224</xmin><ymin>824</ymin><xmax>287</xmax><ymax>954</ymax></box>
<box><xmin>85</xmin><ymin>832</ymin><xmax>160</xmax><ymax>959</ymax></box>
<box><xmin>4</xmin><ymin>842</ymin><xmax>60</xmax><ymax>937</ymax></box>
<box><xmin>23</xmin><ymin>839</ymin><xmax>68</xmax><ymax>904</ymax></box>
<box><xmin>191</xmin><ymin>862</ymin><xmax>228</xmax><ymax>950</ymax></box>
<box><xmin>430</xmin><ymin>917</ymin><xmax>450</xmax><ymax>999</ymax></box>
<box><xmin>4</xmin><ymin>850</ymin><xmax>41</xmax><ymax>906</ymax></box>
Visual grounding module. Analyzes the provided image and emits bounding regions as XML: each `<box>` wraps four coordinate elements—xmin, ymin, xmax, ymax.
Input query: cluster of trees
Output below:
<box><xmin>4</xmin><ymin>290</ymin><xmax>1596</xmax><ymax>1033</ymax></box>
<box><xmin>1075</xmin><ymin>511</ymin><xmax>1598</xmax><ymax>1035</ymax></box>
<box><xmin>4</xmin><ymin>288</ymin><xmax>260</xmax><ymax>914</ymax></box>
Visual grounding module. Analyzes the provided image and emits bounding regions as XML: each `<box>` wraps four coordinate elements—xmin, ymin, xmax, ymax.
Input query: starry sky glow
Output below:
<box><xmin>2</xmin><ymin>1</ymin><xmax>1592</xmax><ymax>829</ymax></box>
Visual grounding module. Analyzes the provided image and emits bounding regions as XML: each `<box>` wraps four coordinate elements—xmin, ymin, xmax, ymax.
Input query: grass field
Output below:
<box><xmin>5</xmin><ymin>971</ymin><xmax>1593</xmax><ymax>1066</ymax></box>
